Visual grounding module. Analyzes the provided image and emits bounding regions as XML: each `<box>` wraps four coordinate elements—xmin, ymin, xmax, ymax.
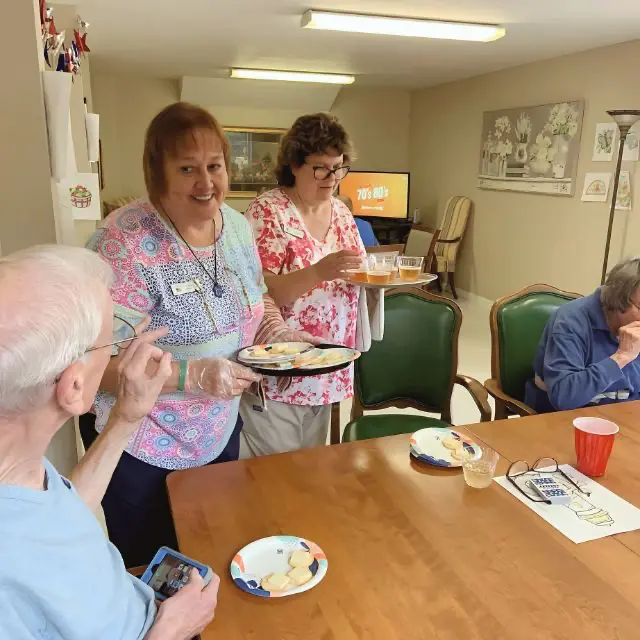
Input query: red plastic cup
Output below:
<box><xmin>573</xmin><ymin>417</ymin><xmax>619</xmax><ymax>477</ymax></box>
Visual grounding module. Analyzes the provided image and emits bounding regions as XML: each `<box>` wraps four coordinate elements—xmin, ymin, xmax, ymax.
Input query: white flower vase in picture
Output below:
<box><xmin>499</xmin><ymin>156</ymin><xmax>508</xmax><ymax>177</ymax></box>
<box><xmin>488</xmin><ymin>153</ymin><xmax>499</xmax><ymax>176</ymax></box>
<box><xmin>515</xmin><ymin>142</ymin><xmax>528</xmax><ymax>164</ymax></box>
<box><xmin>551</xmin><ymin>135</ymin><xmax>570</xmax><ymax>179</ymax></box>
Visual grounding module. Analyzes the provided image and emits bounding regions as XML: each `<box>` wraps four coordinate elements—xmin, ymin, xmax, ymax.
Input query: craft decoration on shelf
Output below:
<box><xmin>57</xmin><ymin>173</ymin><xmax>101</xmax><ymax>221</ymax></box>
<box><xmin>615</xmin><ymin>171</ymin><xmax>632</xmax><ymax>211</ymax></box>
<box><xmin>581</xmin><ymin>172</ymin><xmax>611</xmax><ymax>203</ymax></box>
<box><xmin>592</xmin><ymin>123</ymin><xmax>617</xmax><ymax>162</ymax></box>
<box><xmin>478</xmin><ymin>101</ymin><xmax>583</xmax><ymax>196</ymax></box>
<box><xmin>40</xmin><ymin>5</ymin><xmax>90</xmax><ymax>74</ymax></box>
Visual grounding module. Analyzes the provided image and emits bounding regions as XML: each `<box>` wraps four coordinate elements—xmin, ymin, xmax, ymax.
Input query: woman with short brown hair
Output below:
<box><xmin>240</xmin><ymin>112</ymin><xmax>366</xmax><ymax>457</ymax></box>
<box><xmin>84</xmin><ymin>102</ymin><xmax>302</xmax><ymax>567</ymax></box>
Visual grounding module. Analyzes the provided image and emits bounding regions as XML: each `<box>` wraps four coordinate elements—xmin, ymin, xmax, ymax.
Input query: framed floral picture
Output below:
<box><xmin>224</xmin><ymin>127</ymin><xmax>286</xmax><ymax>198</ymax></box>
<box><xmin>478</xmin><ymin>101</ymin><xmax>584</xmax><ymax>196</ymax></box>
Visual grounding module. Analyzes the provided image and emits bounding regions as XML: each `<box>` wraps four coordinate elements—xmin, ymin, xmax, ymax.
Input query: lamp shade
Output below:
<box><xmin>607</xmin><ymin>110</ymin><xmax>640</xmax><ymax>129</ymax></box>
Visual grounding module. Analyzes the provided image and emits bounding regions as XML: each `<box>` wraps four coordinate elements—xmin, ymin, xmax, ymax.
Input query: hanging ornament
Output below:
<box><xmin>46</xmin><ymin>30</ymin><xmax>65</xmax><ymax>68</ymax></box>
<box><xmin>74</xmin><ymin>15</ymin><xmax>90</xmax><ymax>54</ymax></box>
<box><xmin>39</xmin><ymin>0</ymin><xmax>47</xmax><ymax>27</ymax></box>
<box><xmin>74</xmin><ymin>29</ymin><xmax>90</xmax><ymax>54</ymax></box>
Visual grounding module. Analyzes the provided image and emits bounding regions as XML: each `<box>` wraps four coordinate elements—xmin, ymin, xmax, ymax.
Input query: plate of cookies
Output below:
<box><xmin>410</xmin><ymin>427</ymin><xmax>481</xmax><ymax>468</ymax></box>
<box><xmin>230</xmin><ymin>536</ymin><xmax>328</xmax><ymax>598</ymax></box>
<box><xmin>237</xmin><ymin>342</ymin><xmax>315</xmax><ymax>365</ymax></box>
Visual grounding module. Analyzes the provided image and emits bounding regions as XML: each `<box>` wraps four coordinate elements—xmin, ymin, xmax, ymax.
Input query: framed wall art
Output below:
<box><xmin>224</xmin><ymin>127</ymin><xmax>286</xmax><ymax>198</ymax></box>
<box><xmin>478</xmin><ymin>100</ymin><xmax>584</xmax><ymax>196</ymax></box>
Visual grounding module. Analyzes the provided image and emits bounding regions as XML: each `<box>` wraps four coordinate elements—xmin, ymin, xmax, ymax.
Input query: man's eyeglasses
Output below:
<box><xmin>309</xmin><ymin>165</ymin><xmax>350</xmax><ymax>181</ymax></box>
<box><xmin>85</xmin><ymin>314</ymin><xmax>138</xmax><ymax>354</ymax></box>
<box><xmin>506</xmin><ymin>457</ymin><xmax>590</xmax><ymax>504</ymax></box>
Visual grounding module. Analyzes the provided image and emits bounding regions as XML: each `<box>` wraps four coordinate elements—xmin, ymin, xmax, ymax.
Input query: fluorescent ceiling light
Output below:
<box><xmin>301</xmin><ymin>10</ymin><xmax>505</xmax><ymax>42</ymax></box>
<box><xmin>230</xmin><ymin>68</ymin><xmax>355</xmax><ymax>85</ymax></box>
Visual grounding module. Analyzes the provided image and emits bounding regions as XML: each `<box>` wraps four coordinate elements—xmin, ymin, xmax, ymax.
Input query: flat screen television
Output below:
<box><xmin>338</xmin><ymin>171</ymin><xmax>410</xmax><ymax>220</ymax></box>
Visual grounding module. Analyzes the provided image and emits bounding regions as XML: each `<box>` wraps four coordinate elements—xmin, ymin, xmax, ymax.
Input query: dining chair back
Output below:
<box><xmin>343</xmin><ymin>288</ymin><xmax>490</xmax><ymax>442</ymax></box>
<box><xmin>484</xmin><ymin>284</ymin><xmax>581</xmax><ymax>419</ymax></box>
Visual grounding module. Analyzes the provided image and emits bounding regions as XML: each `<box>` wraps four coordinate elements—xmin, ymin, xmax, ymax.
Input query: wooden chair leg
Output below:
<box><xmin>449</xmin><ymin>272</ymin><xmax>458</xmax><ymax>299</ymax></box>
<box><xmin>330</xmin><ymin>402</ymin><xmax>341</xmax><ymax>444</ymax></box>
<box><xmin>494</xmin><ymin>400</ymin><xmax>508</xmax><ymax>420</ymax></box>
<box><xmin>436</xmin><ymin>273</ymin><xmax>444</xmax><ymax>293</ymax></box>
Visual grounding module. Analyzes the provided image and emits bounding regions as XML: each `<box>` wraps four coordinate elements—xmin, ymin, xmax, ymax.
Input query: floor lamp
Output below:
<box><xmin>600</xmin><ymin>109</ymin><xmax>640</xmax><ymax>284</ymax></box>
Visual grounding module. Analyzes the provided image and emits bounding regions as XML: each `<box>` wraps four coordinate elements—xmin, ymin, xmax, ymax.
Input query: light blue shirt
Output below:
<box><xmin>0</xmin><ymin>458</ymin><xmax>156</xmax><ymax>639</ymax></box>
<box><xmin>526</xmin><ymin>289</ymin><xmax>640</xmax><ymax>411</ymax></box>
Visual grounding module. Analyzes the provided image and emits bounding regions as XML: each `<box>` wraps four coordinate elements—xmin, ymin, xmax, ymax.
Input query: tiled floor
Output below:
<box><xmin>335</xmin><ymin>289</ymin><xmax>495</xmax><ymax>437</ymax></box>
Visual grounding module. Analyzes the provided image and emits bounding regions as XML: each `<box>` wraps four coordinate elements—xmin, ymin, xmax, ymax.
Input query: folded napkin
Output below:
<box><xmin>356</xmin><ymin>287</ymin><xmax>384</xmax><ymax>352</ymax></box>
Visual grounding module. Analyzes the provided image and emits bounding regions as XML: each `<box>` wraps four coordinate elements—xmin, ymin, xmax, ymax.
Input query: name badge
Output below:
<box><xmin>171</xmin><ymin>280</ymin><xmax>197</xmax><ymax>295</ymax></box>
<box><xmin>284</xmin><ymin>225</ymin><xmax>304</xmax><ymax>239</ymax></box>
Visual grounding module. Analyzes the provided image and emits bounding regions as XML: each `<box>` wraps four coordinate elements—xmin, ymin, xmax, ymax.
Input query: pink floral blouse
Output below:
<box><xmin>246</xmin><ymin>188</ymin><xmax>366</xmax><ymax>406</ymax></box>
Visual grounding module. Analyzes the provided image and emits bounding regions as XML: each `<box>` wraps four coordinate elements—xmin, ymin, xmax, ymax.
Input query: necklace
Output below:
<box><xmin>162</xmin><ymin>206</ymin><xmax>224</xmax><ymax>298</ymax></box>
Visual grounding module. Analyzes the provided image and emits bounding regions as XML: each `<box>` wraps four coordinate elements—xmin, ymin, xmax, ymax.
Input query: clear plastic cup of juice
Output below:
<box><xmin>397</xmin><ymin>256</ymin><xmax>424</xmax><ymax>281</ymax></box>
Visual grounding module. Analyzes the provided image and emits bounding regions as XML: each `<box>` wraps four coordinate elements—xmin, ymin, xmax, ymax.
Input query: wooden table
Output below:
<box><xmin>167</xmin><ymin>402</ymin><xmax>640</xmax><ymax>639</ymax></box>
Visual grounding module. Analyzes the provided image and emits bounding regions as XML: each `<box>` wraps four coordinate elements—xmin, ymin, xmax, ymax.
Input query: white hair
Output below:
<box><xmin>0</xmin><ymin>245</ymin><xmax>113</xmax><ymax>416</ymax></box>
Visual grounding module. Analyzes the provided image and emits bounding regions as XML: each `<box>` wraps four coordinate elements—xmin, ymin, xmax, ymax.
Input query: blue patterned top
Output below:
<box><xmin>86</xmin><ymin>198</ymin><xmax>265</xmax><ymax>469</ymax></box>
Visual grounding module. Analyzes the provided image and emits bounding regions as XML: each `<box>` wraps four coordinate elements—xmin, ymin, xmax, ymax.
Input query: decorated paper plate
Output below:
<box><xmin>230</xmin><ymin>536</ymin><xmax>328</xmax><ymax>598</ymax></box>
<box><xmin>409</xmin><ymin>427</ymin><xmax>481</xmax><ymax>468</ymax></box>
<box><xmin>237</xmin><ymin>342</ymin><xmax>314</xmax><ymax>365</ymax></box>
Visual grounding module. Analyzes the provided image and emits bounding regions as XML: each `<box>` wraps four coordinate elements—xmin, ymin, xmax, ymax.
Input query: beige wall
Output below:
<box><xmin>410</xmin><ymin>39</ymin><xmax>640</xmax><ymax>301</ymax></box>
<box><xmin>91</xmin><ymin>74</ymin><xmax>181</xmax><ymax>202</ymax></box>
<box><xmin>91</xmin><ymin>74</ymin><xmax>410</xmax><ymax>210</ymax></box>
<box><xmin>1</xmin><ymin>0</ymin><xmax>57</xmax><ymax>255</ymax></box>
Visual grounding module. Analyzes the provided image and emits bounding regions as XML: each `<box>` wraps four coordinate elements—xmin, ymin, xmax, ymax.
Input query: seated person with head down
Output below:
<box><xmin>525</xmin><ymin>257</ymin><xmax>640</xmax><ymax>413</ymax></box>
<box><xmin>338</xmin><ymin>195</ymin><xmax>379</xmax><ymax>248</ymax></box>
<box><xmin>0</xmin><ymin>245</ymin><xmax>218</xmax><ymax>640</ymax></box>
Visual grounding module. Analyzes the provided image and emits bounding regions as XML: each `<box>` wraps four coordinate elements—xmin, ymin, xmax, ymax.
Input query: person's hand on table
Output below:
<box><xmin>612</xmin><ymin>320</ymin><xmax>640</xmax><ymax>368</ymax></box>
<box><xmin>187</xmin><ymin>358</ymin><xmax>261</xmax><ymax>399</ymax></box>
<box><xmin>145</xmin><ymin>571</ymin><xmax>220</xmax><ymax>640</ymax></box>
<box><xmin>110</xmin><ymin>317</ymin><xmax>172</xmax><ymax>428</ymax></box>
<box><xmin>313</xmin><ymin>250</ymin><xmax>362</xmax><ymax>282</ymax></box>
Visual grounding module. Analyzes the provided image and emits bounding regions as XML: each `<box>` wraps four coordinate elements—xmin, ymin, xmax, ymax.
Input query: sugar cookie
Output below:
<box><xmin>288</xmin><ymin>565</ymin><xmax>313</xmax><ymax>587</ymax></box>
<box><xmin>261</xmin><ymin>572</ymin><xmax>290</xmax><ymax>592</ymax></box>
<box><xmin>289</xmin><ymin>550</ymin><xmax>314</xmax><ymax>568</ymax></box>
<box><xmin>450</xmin><ymin>448</ymin><xmax>462</xmax><ymax>461</ymax></box>
<box><xmin>442</xmin><ymin>437</ymin><xmax>462</xmax><ymax>451</ymax></box>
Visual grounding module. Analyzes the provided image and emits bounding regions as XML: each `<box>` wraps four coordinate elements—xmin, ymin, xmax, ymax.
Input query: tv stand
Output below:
<box><xmin>367</xmin><ymin>219</ymin><xmax>412</xmax><ymax>245</ymax></box>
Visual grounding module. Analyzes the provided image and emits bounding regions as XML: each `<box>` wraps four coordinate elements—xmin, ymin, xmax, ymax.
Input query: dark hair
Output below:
<box><xmin>276</xmin><ymin>113</ymin><xmax>354</xmax><ymax>187</ymax></box>
<box><xmin>143</xmin><ymin>102</ymin><xmax>231</xmax><ymax>201</ymax></box>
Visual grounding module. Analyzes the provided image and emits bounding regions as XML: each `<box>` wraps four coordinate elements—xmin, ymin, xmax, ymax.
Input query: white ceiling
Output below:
<box><xmin>81</xmin><ymin>0</ymin><xmax>640</xmax><ymax>88</ymax></box>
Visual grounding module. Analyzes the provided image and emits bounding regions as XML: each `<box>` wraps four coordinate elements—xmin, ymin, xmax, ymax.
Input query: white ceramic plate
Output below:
<box><xmin>346</xmin><ymin>274</ymin><xmax>438</xmax><ymax>289</ymax></box>
<box><xmin>237</xmin><ymin>342</ymin><xmax>314</xmax><ymax>365</ymax></box>
<box><xmin>230</xmin><ymin>536</ymin><xmax>328</xmax><ymax>598</ymax></box>
<box><xmin>410</xmin><ymin>427</ymin><xmax>481</xmax><ymax>468</ymax></box>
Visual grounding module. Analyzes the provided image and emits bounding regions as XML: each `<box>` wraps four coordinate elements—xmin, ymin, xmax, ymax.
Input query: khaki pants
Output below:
<box><xmin>239</xmin><ymin>393</ymin><xmax>331</xmax><ymax>458</ymax></box>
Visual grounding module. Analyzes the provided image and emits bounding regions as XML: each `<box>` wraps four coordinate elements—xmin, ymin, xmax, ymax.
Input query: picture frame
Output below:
<box><xmin>478</xmin><ymin>100</ymin><xmax>584</xmax><ymax>197</ymax></box>
<box><xmin>224</xmin><ymin>127</ymin><xmax>286</xmax><ymax>198</ymax></box>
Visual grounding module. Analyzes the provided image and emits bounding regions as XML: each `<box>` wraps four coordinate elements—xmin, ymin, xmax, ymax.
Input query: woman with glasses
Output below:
<box><xmin>83</xmin><ymin>103</ymin><xmax>307</xmax><ymax>568</ymax></box>
<box><xmin>240</xmin><ymin>113</ymin><xmax>366</xmax><ymax>457</ymax></box>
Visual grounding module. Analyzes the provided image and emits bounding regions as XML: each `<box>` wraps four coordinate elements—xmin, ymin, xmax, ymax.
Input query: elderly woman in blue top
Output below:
<box><xmin>525</xmin><ymin>257</ymin><xmax>640</xmax><ymax>412</ymax></box>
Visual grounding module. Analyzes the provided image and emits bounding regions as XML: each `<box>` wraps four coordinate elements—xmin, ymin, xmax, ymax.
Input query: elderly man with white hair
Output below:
<box><xmin>0</xmin><ymin>245</ymin><xmax>219</xmax><ymax>639</ymax></box>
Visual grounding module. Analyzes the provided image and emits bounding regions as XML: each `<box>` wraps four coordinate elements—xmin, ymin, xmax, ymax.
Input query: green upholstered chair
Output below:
<box><xmin>484</xmin><ymin>284</ymin><xmax>581</xmax><ymax>420</ymax></box>
<box><xmin>343</xmin><ymin>288</ymin><xmax>491</xmax><ymax>443</ymax></box>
